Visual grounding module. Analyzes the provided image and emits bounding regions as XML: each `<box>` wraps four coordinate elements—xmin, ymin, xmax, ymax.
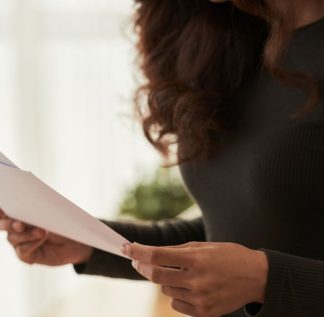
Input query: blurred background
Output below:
<box><xmin>0</xmin><ymin>0</ymin><xmax>199</xmax><ymax>316</ymax></box>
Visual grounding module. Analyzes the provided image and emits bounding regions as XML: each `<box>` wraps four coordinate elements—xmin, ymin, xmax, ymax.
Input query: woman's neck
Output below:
<box><xmin>294</xmin><ymin>0</ymin><xmax>324</xmax><ymax>28</ymax></box>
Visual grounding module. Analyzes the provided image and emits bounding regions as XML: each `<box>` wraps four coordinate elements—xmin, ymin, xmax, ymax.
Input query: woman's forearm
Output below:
<box><xmin>74</xmin><ymin>217</ymin><xmax>206</xmax><ymax>279</ymax></box>
<box><xmin>245</xmin><ymin>249</ymin><xmax>324</xmax><ymax>316</ymax></box>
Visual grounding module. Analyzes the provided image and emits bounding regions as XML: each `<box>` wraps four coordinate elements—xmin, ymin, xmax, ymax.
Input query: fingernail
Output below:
<box><xmin>121</xmin><ymin>243</ymin><xmax>131</xmax><ymax>255</ymax></box>
<box><xmin>131</xmin><ymin>260</ymin><xmax>137</xmax><ymax>269</ymax></box>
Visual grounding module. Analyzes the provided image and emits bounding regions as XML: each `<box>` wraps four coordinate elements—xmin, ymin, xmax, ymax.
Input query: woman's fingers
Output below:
<box><xmin>123</xmin><ymin>243</ymin><xmax>192</xmax><ymax>268</ymax></box>
<box><xmin>0</xmin><ymin>218</ymin><xmax>14</xmax><ymax>231</ymax></box>
<box><xmin>7</xmin><ymin>229</ymin><xmax>46</xmax><ymax>246</ymax></box>
<box><xmin>170</xmin><ymin>299</ymin><xmax>196</xmax><ymax>316</ymax></box>
<box><xmin>15</xmin><ymin>238</ymin><xmax>47</xmax><ymax>264</ymax></box>
<box><xmin>161</xmin><ymin>285</ymin><xmax>195</xmax><ymax>303</ymax></box>
<box><xmin>12</xmin><ymin>221</ymin><xmax>26</xmax><ymax>233</ymax></box>
<box><xmin>15</xmin><ymin>233</ymin><xmax>48</xmax><ymax>264</ymax></box>
<box><xmin>132</xmin><ymin>261</ymin><xmax>191</xmax><ymax>288</ymax></box>
<box><xmin>0</xmin><ymin>209</ymin><xmax>32</xmax><ymax>233</ymax></box>
<box><xmin>16</xmin><ymin>239</ymin><xmax>45</xmax><ymax>254</ymax></box>
<box><xmin>0</xmin><ymin>218</ymin><xmax>28</xmax><ymax>233</ymax></box>
<box><xmin>0</xmin><ymin>208</ymin><xmax>40</xmax><ymax>234</ymax></box>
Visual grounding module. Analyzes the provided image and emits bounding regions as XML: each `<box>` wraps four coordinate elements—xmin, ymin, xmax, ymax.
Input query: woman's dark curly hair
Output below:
<box><xmin>133</xmin><ymin>0</ymin><xmax>320</xmax><ymax>165</ymax></box>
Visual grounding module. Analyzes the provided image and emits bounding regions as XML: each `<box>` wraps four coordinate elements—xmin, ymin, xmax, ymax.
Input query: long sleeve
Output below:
<box><xmin>74</xmin><ymin>216</ymin><xmax>206</xmax><ymax>280</ymax></box>
<box><xmin>244</xmin><ymin>249</ymin><xmax>324</xmax><ymax>317</ymax></box>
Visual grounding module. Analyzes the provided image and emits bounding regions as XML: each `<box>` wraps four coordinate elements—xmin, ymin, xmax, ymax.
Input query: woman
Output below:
<box><xmin>1</xmin><ymin>0</ymin><xmax>323</xmax><ymax>316</ymax></box>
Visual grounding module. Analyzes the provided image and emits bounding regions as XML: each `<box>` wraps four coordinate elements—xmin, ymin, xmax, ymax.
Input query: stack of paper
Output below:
<box><xmin>0</xmin><ymin>152</ymin><xmax>129</xmax><ymax>259</ymax></box>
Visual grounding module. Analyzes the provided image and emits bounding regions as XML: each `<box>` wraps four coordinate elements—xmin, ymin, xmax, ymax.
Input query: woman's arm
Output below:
<box><xmin>74</xmin><ymin>217</ymin><xmax>206</xmax><ymax>279</ymax></box>
<box><xmin>244</xmin><ymin>249</ymin><xmax>324</xmax><ymax>316</ymax></box>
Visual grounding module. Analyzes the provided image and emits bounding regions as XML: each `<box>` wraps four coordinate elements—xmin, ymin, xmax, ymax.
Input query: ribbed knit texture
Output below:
<box><xmin>245</xmin><ymin>249</ymin><xmax>324</xmax><ymax>316</ymax></box>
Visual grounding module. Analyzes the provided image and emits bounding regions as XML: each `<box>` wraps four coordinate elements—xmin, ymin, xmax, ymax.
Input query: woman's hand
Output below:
<box><xmin>0</xmin><ymin>209</ymin><xmax>93</xmax><ymax>266</ymax></box>
<box><xmin>122</xmin><ymin>241</ymin><xmax>269</xmax><ymax>317</ymax></box>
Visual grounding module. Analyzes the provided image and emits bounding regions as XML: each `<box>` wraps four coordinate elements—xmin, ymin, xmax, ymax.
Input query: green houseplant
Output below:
<box><xmin>119</xmin><ymin>167</ymin><xmax>194</xmax><ymax>221</ymax></box>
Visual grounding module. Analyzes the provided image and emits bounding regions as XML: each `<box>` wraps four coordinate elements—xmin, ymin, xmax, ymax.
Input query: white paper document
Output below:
<box><xmin>0</xmin><ymin>152</ymin><xmax>129</xmax><ymax>259</ymax></box>
<box><xmin>0</xmin><ymin>152</ymin><xmax>18</xmax><ymax>168</ymax></box>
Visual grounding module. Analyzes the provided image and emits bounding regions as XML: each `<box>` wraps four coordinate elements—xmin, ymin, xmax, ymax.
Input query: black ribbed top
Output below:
<box><xmin>75</xmin><ymin>17</ymin><xmax>324</xmax><ymax>317</ymax></box>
